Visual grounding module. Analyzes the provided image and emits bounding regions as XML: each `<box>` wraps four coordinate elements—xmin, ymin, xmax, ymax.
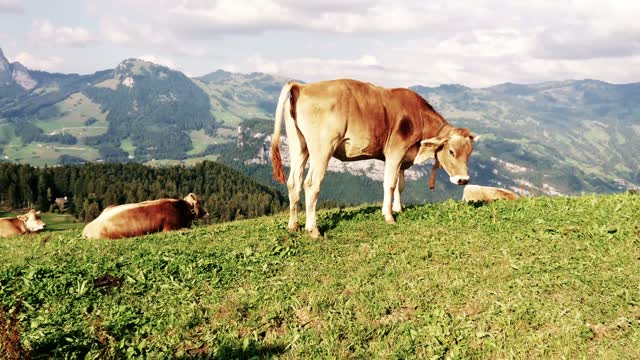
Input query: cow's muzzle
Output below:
<box><xmin>450</xmin><ymin>175</ymin><xmax>469</xmax><ymax>185</ymax></box>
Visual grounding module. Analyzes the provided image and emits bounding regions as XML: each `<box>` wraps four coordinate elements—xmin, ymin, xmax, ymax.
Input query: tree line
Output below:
<box><xmin>0</xmin><ymin>161</ymin><xmax>286</xmax><ymax>223</ymax></box>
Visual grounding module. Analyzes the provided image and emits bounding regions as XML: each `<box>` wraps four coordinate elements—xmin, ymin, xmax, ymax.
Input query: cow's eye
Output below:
<box><xmin>448</xmin><ymin>149</ymin><xmax>455</xmax><ymax>157</ymax></box>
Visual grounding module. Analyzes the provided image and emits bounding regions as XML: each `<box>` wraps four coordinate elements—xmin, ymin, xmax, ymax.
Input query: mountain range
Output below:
<box><xmin>0</xmin><ymin>48</ymin><xmax>638</xmax><ymax>203</ymax></box>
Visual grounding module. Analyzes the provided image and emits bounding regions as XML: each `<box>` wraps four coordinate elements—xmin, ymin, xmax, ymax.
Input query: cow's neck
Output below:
<box><xmin>187</xmin><ymin>205</ymin><xmax>197</xmax><ymax>221</ymax></box>
<box><xmin>14</xmin><ymin>218</ymin><xmax>28</xmax><ymax>233</ymax></box>
<box><xmin>420</xmin><ymin>106</ymin><xmax>451</xmax><ymax>139</ymax></box>
<box><xmin>432</xmin><ymin>122</ymin><xmax>452</xmax><ymax>138</ymax></box>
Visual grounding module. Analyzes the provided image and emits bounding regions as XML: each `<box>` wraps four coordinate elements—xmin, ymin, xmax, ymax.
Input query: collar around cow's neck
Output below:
<box><xmin>17</xmin><ymin>217</ymin><xmax>29</xmax><ymax>233</ymax></box>
<box><xmin>428</xmin><ymin>122</ymin><xmax>450</xmax><ymax>190</ymax></box>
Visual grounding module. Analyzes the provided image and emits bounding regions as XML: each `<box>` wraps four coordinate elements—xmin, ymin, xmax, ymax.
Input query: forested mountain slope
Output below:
<box><xmin>0</xmin><ymin>161</ymin><xmax>285</xmax><ymax>223</ymax></box>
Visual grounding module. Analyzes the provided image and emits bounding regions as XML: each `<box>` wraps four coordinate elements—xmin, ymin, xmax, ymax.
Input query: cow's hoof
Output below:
<box><xmin>392</xmin><ymin>205</ymin><xmax>402</xmax><ymax>213</ymax></box>
<box><xmin>385</xmin><ymin>216</ymin><xmax>396</xmax><ymax>224</ymax></box>
<box><xmin>288</xmin><ymin>223</ymin><xmax>300</xmax><ymax>232</ymax></box>
<box><xmin>307</xmin><ymin>228</ymin><xmax>321</xmax><ymax>238</ymax></box>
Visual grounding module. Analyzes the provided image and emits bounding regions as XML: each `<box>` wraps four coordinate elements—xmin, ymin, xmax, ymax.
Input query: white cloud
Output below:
<box><xmin>358</xmin><ymin>55</ymin><xmax>379</xmax><ymax>67</ymax></box>
<box><xmin>163</xmin><ymin>0</ymin><xmax>443</xmax><ymax>34</ymax></box>
<box><xmin>8</xmin><ymin>0</ymin><xmax>640</xmax><ymax>85</ymax></box>
<box><xmin>0</xmin><ymin>0</ymin><xmax>23</xmax><ymax>13</ymax></box>
<box><xmin>137</xmin><ymin>54</ymin><xmax>177</xmax><ymax>70</ymax></box>
<box><xmin>241</xmin><ymin>54</ymin><xmax>396</xmax><ymax>85</ymax></box>
<box><xmin>532</xmin><ymin>25</ymin><xmax>640</xmax><ymax>60</ymax></box>
<box><xmin>100</xmin><ymin>16</ymin><xmax>208</xmax><ymax>58</ymax></box>
<box><xmin>168</xmin><ymin>0</ymin><xmax>292</xmax><ymax>32</ymax></box>
<box><xmin>239</xmin><ymin>45</ymin><xmax>640</xmax><ymax>88</ymax></box>
<box><xmin>220</xmin><ymin>64</ymin><xmax>238</xmax><ymax>72</ymax></box>
<box><xmin>12</xmin><ymin>52</ymin><xmax>64</xmax><ymax>71</ymax></box>
<box><xmin>101</xmin><ymin>17</ymin><xmax>131</xmax><ymax>45</ymax></box>
<box><xmin>29</xmin><ymin>20</ymin><xmax>94</xmax><ymax>47</ymax></box>
<box><xmin>100</xmin><ymin>17</ymin><xmax>172</xmax><ymax>46</ymax></box>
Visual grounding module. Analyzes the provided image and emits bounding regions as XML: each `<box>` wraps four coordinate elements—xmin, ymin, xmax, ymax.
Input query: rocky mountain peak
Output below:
<box><xmin>116</xmin><ymin>58</ymin><xmax>166</xmax><ymax>76</ymax></box>
<box><xmin>0</xmin><ymin>49</ymin><xmax>37</xmax><ymax>90</ymax></box>
<box><xmin>10</xmin><ymin>61</ymin><xmax>28</xmax><ymax>72</ymax></box>
<box><xmin>0</xmin><ymin>48</ymin><xmax>13</xmax><ymax>85</ymax></box>
<box><xmin>11</xmin><ymin>61</ymin><xmax>37</xmax><ymax>90</ymax></box>
<box><xmin>112</xmin><ymin>58</ymin><xmax>175</xmax><ymax>88</ymax></box>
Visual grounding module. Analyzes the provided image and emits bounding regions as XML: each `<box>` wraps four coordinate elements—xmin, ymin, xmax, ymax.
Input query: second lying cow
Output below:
<box><xmin>462</xmin><ymin>185</ymin><xmax>520</xmax><ymax>202</ymax></box>
<box><xmin>0</xmin><ymin>209</ymin><xmax>46</xmax><ymax>237</ymax></box>
<box><xmin>82</xmin><ymin>193</ymin><xmax>208</xmax><ymax>239</ymax></box>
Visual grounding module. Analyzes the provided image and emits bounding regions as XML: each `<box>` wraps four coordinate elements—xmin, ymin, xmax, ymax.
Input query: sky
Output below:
<box><xmin>1</xmin><ymin>0</ymin><xmax>639</xmax><ymax>87</ymax></box>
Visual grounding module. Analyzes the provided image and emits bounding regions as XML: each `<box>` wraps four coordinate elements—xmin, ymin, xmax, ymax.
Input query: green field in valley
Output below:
<box><xmin>0</xmin><ymin>193</ymin><xmax>639</xmax><ymax>358</ymax></box>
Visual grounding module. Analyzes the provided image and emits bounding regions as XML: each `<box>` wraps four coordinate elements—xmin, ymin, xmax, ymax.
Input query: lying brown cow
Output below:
<box><xmin>82</xmin><ymin>193</ymin><xmax>208</xmax><ymax>239</ymax></box>
<box><xmin>271</xmin><ymin>79</ymin><xmax>477</xmax><ymax>237</ymax></box>
<box><xmin>462</xmin><ymin>185</ymin><xmax>520</xmax><ymax>202</ymax></box>
<box><xmin>0</xmin><ymin>209</ymin><xmax>46</xmax><ymax>237</ymax></box>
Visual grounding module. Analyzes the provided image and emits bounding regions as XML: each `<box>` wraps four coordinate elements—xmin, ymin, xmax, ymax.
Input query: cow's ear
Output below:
<box><xmin>187</xmin><ymin>193</ymin><xmax>198</xmax><ymax>201</ymax></box>
<box><xmin>420</xmin><ymin>137</ymin><xmax>447</xmax><ymax>147</ymax></box>
<box><xmin>36</xmin><ymin>211</ymin><xmax>41</xmax><ymax>216</ymax></box>
<box><xmin>469</xmin><ymin>134</ymin><xmax>479</xmax><ymax>142</ymax></box>
<box><xmin>415</xmin><ymin>137</ymin><xmax>446</xmax><ymax>164</ymax></box>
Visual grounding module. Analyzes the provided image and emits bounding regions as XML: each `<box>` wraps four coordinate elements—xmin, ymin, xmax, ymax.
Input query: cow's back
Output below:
<box><xmin>0</xmin><ymin>218</ymin><xmax>23</xmax><ymax>237</ymax></box>
<box><xmin>83</xmin><ymin>199</ymin><xmax>190</xmax><ymax>239</ymax></box>
<box><xmin>296</xmin><ymin>79</ymin><xmax>401</xmax><ymax>160</ymax></box>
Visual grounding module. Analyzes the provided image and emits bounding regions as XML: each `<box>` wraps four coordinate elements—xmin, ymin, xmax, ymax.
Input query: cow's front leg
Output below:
<box><xmin>393</xmin><ymin>169</ymin><xmax>405</xmax><ymax>213</ymax></box>
<box><xmin>382</xmin><ymin>158</ymin><xmax>402</xmax><ymax>224</ymax></box>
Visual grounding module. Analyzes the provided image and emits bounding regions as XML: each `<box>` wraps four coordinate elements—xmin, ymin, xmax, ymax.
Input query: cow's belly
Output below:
<box><xmin>333</xmin><ymin>138</ymin><xmax>383</xmax><ymax>162</ymax></box>
<box><xmin>99</xmin><ymin>211</ymin><xmax>166</xmax><ymax>239</ymax></box>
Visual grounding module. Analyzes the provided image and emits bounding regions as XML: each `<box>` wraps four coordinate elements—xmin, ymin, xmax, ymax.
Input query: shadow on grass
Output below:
<box><xmin>29</xmin><ymin>336</ymin><xmax>288</xmax><ymax>359</ymax></box>
<box><xmin>28</xmin><ymin>329</ymin><xmax>93</xmax><ymax>359</ymax></box>
<box><xmin>466</xmin><ymin>200</ymin><xmax>489</xmax><ymax>208</ymax></box>
<box><xmin>178</xmin><ymin>342</ymin><xmax>288</xmax><ymax>359</ymax></box>
<box><xmin>315</xmin><ymin>201</ymin><xmax>487</xmax><ymax>235</ymax></box>
<box><xmin>317</xmin><ymin>205</ymin><xmax>380</xmax><ymax>235</ymax></box>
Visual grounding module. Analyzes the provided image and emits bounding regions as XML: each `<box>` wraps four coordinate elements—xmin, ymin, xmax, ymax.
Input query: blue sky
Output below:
<box><xmin>1</xmin><ymin>0</ymin><xmax>639</xmax><ymax>87</ymax></box>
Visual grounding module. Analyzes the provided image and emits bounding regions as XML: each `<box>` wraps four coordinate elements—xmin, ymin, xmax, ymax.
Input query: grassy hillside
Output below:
<box><xmin>1</xmin><ymin>193</ymin><xmax>638</xmax><ymax>358</ymax></box>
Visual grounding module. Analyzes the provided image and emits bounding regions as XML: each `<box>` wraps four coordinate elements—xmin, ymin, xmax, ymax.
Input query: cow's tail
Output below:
<box><xmin>271</xmin><ymin>81</ymin><xmax>296</xmax><ymax>184</ymax></box>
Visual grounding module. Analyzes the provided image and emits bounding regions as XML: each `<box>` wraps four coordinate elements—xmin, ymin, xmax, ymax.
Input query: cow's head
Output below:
<box><xmin>18</xmin><ymin>209</ymin><xmax>46</xmax><ymax>232</ymax></box>
<box><xmin>183</xmin><ymin>193</ymin><xmax>209</xmax><ymax>219</ymax></box>
<box><xmin>415</xmin><ymin>128</ymin><xmax>478</xmax><ymax>185</ymax></box>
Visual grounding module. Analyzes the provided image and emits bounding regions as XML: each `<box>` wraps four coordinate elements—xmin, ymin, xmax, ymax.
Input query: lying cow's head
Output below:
<box><xmin>18</xmin><ymin>209</ymin><xmax>46</xmax><ymax>232</ymax></box>
<box><xmin>183</xmin><ymin>193</ymin><xmax>209</xmax><ymax>219</ymax></box>
<box><xmin>415</xmin><ymin>127</ymin><xmax>477</xmax><ymax>185</ymax></box>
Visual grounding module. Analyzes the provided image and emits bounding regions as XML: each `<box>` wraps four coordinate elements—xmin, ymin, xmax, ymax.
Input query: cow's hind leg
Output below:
<box><xmin>303</xmin><ymin>145</ymin><xmax>333</xmax><ymax>238</ymax></box>
<box><xmin>393</xmin><ymin>169</ymin><xmax>405</xmax><ymax>213</ymax></box>
<box><xmin>287</xmin><ymin>149</ymin><xmax>308</xmax><ymax>232</ymax></box>
<box><xmin>284</xmin><ymin>102</ymin><xmax>308</xmax><ymax>232</ymax></box>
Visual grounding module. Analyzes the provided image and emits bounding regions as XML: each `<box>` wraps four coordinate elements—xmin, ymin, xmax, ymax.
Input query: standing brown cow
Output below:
<box><xmin>271</xmin><ymin>79</ymin><xmax>477</xmax><ymax>237</ymax></box>
<box><xmin>82</xmin><ymin>193</ymin><xmax>208</xmax><ymax>239</ymax></box>
<box><xmin>0</xmin><ymin>209</ymin><xmax>46</xmax><ymax>237</ymax></box>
